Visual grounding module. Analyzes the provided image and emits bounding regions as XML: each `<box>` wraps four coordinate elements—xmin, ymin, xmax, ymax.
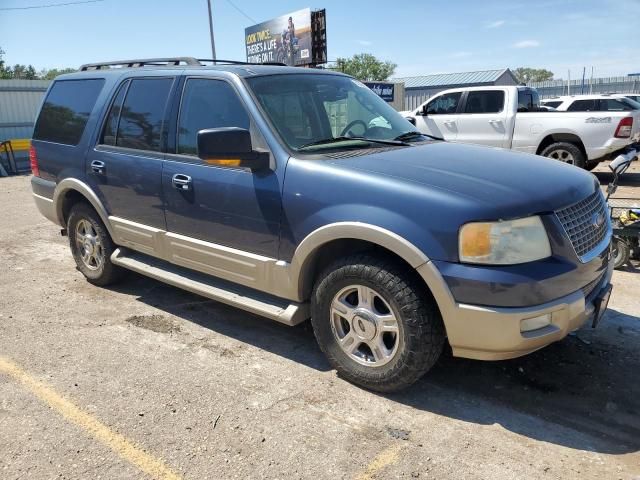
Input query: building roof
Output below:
<box><xmin>393</xmin><ymin>68</ymin><xmax>516</xmax><ymax>89</ymax></box>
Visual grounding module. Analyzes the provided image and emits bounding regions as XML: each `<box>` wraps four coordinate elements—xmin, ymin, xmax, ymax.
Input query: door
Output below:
<box><xmin>455</xmin><ymin>89</ymin><xmax>509</xmax><ymax>147</ymax></box>
<box><xmin>162</xmin><ymin>77</ymin><xmax>282</xmax><ymax>283</ymax></box>
<box><xmin>413</xmin><ymin>91</ymin><xmax>462</xmax><ymax>140</ymax></box>
<box><xmin>88</xmin><ymin>77</ymin><xmax>174</xmax><ymax>231</ymax></box>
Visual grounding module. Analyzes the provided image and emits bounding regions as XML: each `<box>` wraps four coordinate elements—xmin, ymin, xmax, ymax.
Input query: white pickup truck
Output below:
<box><xmin>400</xmin><ymin>86</ymin><xmax>640</xmax><ymax>170</ymax></box>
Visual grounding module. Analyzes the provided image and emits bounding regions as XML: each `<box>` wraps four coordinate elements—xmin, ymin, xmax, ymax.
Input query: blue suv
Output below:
<box><xmin>30</xmin><ymin>57</ymin><xmax>613</xmax><ymax>391</ymax></box>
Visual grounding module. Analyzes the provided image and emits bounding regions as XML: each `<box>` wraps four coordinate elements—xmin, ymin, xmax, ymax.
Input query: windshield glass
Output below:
<box><xmin>246</xmin><ymin>74</ymin><xmax>420</xmax><ymax>151</ymax></box>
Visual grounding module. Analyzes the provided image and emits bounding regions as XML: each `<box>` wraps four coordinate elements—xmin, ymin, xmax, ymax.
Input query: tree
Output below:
<box><xmin>513</xmin><ymin>67</ymin><xmax>554</xmax><ymax>83</ymax></box>
<box><xmin>334</xmin><ymin>53</ymin><xmax>396</xmax><ymax>81</ymax></box>
<box><xmin>0</xmin><ymin>47</ymin><xmax>11</xmax><ymax>79</ymax></box>
<box><xmin>39</xmin><ymin>68</ymin><xmax>77</xmax><ymax>80</ymax></box>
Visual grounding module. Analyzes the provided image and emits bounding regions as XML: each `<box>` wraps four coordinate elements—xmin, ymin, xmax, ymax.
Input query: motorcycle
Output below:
<box><xmin>606</xmin><ymin>147</ymin><xmax>640</xmax><ymax>269</ymax></box>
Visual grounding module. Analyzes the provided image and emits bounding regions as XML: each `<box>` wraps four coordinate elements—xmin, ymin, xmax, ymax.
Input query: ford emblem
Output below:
<box><xmin>591</xmin><ymin>212</ymin><xmax>605</xmax><ymax>228</ymax></box>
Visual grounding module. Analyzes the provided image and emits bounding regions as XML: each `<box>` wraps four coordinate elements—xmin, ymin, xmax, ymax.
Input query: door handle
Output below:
<box><xmin>172</xmin><ymin>174</ymin><xmax>192</xmax><ymax>191</ymax></box>
<box><xmin>489</xmin><ymin>119</ymin><xmax>502</xmax><ymax>124</ymax></box>
<box><xmin>90</xmin><ymin>160</ymin><xmax>105</xmax><ymax>175</ymax></box>
<box><xmin>443</xmin><ymin>120</ymin><xmax>456</xmax><ymax>125</ymax></box>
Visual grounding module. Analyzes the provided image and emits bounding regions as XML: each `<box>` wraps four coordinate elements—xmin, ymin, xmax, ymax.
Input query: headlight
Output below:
<box><xmin>459</xmin><ymin>216</ymin><xmax>551</xmax><ymax>265</ymax></box>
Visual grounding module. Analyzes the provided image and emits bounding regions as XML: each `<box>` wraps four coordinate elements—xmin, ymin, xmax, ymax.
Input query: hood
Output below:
<box><xmin>324</xmin><ymin>141</ymin><xmax>597</xmax><ymax>218</ymax></box>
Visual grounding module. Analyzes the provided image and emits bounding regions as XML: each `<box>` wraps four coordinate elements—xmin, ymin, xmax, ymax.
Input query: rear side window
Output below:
<box><xmin>33</xmin><ymin>79</ymin><xmax>105</xmax><ymax>145</ymax></box>
<box><xmin>599</xmin><ymin>99</ymin><xmax>634</xmax><ymax>111</ymax></box>
<box><xmin>101</xmin><ymin>80</ymin><xmax>129</xmax><ymax>146</ymax></box>
<box><xmin>567</xmin><ymin>99</ymin><xmax>598</xmax><ymax>111</ymax></box>
<box><xmin>464</xmin><ymin>91</ymin><xmax>505</xmax><ymax>113</ymax></box>
<box><xmin>115</xmin><ymin>78</ymin><xmax>174</xmax><ymax>151</ymax></box>
<box><xmin>177</xmin><ymin>79</ymin><xmax>250</xmax><ymax>155</ymax></box>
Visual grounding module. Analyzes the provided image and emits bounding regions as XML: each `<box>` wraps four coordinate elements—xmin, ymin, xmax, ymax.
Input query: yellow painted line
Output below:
<box><xmin>0</xmin><ymin>356</ymin><xmax>181</xmax><ymax>480</ymax></box>
<box><xmin>355</xmin><ymin>444</ymin><xmax>403</xmax><ymax>480</ymax></box>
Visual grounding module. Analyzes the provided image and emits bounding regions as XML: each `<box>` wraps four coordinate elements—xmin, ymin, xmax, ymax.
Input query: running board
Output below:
<box><xmin>111</xmin><ymin>248</ymin><xmax>309</xmax><ymax>326</ymax></box>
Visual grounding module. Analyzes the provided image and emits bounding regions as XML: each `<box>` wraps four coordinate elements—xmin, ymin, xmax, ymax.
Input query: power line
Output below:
<box><xmin>224</xmin><ymin>0</ymin><xmax>256</xmax><ymax>24</ymax></box>
<box><xmin>0</xmin><ymin>0</ymin><xmax>103</xmax><ymax>11</ymax></box>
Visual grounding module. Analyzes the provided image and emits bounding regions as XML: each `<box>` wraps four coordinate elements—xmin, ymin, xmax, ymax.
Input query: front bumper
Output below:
<box><xmin>417</xmin><ymin>247</ymin><xmax>614</xmax><ymax>361</ymax></box>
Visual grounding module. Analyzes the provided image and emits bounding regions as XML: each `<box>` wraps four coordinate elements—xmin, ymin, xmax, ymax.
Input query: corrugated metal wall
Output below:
<box><xmin>530</xmin><ymin>76</ymin><xmax>640</xmax><ymax>98</ymax></box>
<box><xmin>0</xmin><ymin>80</ymin><xmax>50</xmax><ymax>140</ymax></box>
<box><xmin>402</xmin><ymin>71</ymin><xmax>519</xmax><ymax>111</ymax></box>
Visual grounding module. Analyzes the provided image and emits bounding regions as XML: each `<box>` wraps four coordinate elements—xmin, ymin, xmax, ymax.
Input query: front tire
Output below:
<box><xmin>541</xmin><ymin>142</ymin><xmax>586</xmax><ymax>169</ymax></box>
<box><xmin>68</xmin><ymin>202</ymin><xmax>124</xmax><ymax>286</ymax></box>
<box><xmin>311</xmin><ymin>254</ymin><xmax>445</xmax><ymax>392</ymax></box>
<box><xmin>612</xmin><ymin>237</ymin><xmax>630</xmax><ymax>269</ymax></box>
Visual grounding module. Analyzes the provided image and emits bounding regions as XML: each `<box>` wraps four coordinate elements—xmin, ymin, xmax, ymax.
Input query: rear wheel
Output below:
<box><xmin>311</xmin><ymin>254</ymin><xmax>445</xmax><ymax>392</ymax></box>
<box><xmin>541</xmin><ymin>142</ymin><xmax>586</xmax><ymax>169</ymax></box>
<box><xmin>68</xmin><ymin>202</ymin><xmax>124</xmax><ymax>286</ymax></box>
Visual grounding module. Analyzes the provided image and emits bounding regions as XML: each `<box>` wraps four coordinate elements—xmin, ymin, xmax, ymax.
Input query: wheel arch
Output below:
<box><xmin>536</xmin><ymin>132</ymin><xmax>587</xmax><ymax>160</ymax></box>
<box><xmin>53</xmin><ymin>178</ymin><xmax>115</xmax><ymax>239</ymax></box>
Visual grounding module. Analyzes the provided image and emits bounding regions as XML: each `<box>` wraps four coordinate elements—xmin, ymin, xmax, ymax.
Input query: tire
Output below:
<box><xmin>585</xmin><ymin>160</ymin><xmax>600</xmax><ymax>171</ymax></box>
<box><xmin>541</xmin><ymin>142</ymin><xmax>586</xmax><ymax>169</ymax></box>
<box><xmin>612</xmin><ymin>237</ymin><xmax>630</xmax><ymax>269</ymax></box>
<box><xmin>67</xmin><ymin>202</ymin><xmax>124</xmax><ymax>286</ymax></box>
<box><xmin>310</xmin><ymin>254</ymin><xmax>445</xmax><ymax>392</ymax></box>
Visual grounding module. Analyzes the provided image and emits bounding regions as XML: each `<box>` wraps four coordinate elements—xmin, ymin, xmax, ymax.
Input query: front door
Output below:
<box><xmin>455</xmin><ymin>89</ymin><xmax>509</xmax><ymax>148</ymax></box>
<box><xmin>413</xmin><ymin>91</ymin><xmax>462</xmax><ymax>141</ymax></box>
<box><xmin>162</xmin><ymin>77</ymin><xmax>282</xmax><ymax>285</ymax></box>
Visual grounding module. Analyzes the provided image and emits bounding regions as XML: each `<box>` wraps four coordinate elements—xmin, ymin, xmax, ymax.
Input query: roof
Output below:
<box><xmin>393</xmin><ymin>69</ymin><xmax>516</xmax><ymax>89</ymax></box>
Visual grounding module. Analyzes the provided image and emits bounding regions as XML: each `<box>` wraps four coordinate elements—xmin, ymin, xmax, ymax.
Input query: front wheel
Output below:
<box><xmin>612</xmin><ymin>237</ymin><xmax>630</xmax><ymax>269</ymax></box>
<box><xmin>311</xmin><ymin>254</ymin><xmax>445</xmax><ymax>392</ymax></box>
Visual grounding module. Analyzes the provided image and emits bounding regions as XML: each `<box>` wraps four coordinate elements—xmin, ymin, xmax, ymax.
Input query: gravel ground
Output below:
<box><xmin>0</xmin><ymin>166</ymin><xmax>639</xmax><ymax>480</ymax></box>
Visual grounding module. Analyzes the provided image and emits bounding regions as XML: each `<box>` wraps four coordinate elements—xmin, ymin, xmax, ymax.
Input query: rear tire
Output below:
<box><xmin>612</xmin><ymin>237</ymin><xmax>630</xmax><ymax>269</ymax></box>
<box><xmin>67</xmin><ymin>202</ymin><xmax>124</xmax><ymax>286</ymax></box>
<box><xmin>311</xmin><ymin>254</ymin><xmax>445</xmax><ymax>392</ymax></box>
<box><xmin>541</xmin><ymin>142</ymin><xmax>586</xmax><ymax>169</ymax></box>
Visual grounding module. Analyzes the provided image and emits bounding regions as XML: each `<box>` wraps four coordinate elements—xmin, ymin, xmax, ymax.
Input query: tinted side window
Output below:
<box><xmin>116</xmin><ymin>78</ymin><xmax>173</xmax><ymax>151</ymax></box>
<box><xmin>33</xmin><ymin>79</ymin><xmax>105</xmax><ymax>145</ymax></box>
<box><xmin>517</xmin><ymin>90</ymin><xmax>540</xmax><ymax>112</ymax></box>
<box><xmin>567</xmin><ymin>99</ymin><xmax>598</xmax><ymax>111</ymax></box>
<box><xmin>464</xmin><ymin>91</ymin><xmax>505</xmax><ymax>113</ymax></box>
<box><xmin>599</xmin><ymin>99</ymin><xmax>633</xmax><ymax>111</ymax></box>
<box><xmin>101</xmin><ymin>80</ymin><xmax>129</xmax><ymax>146</ymax></box>
<box><xmin>178</xmin><ymin>79</ymin><xmax>250</xmax><ymax>155</ymax></box>
<box><xmin>426</xmin><ymin>92</ymin><xmax>462</xmax><ymax>114</ymax></box>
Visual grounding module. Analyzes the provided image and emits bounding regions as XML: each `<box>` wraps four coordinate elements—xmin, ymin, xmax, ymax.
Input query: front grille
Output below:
<box><xmin>555</xmin><ymin>190</ymin><xmax>609</xmax><ymax>259</ymax></box>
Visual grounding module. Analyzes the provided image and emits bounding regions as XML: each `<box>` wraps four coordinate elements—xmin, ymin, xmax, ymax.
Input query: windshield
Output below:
<box><xmin>246</xmin><ymin>74</ymin><xmax>420</xmax><ymax>152</ymax></box>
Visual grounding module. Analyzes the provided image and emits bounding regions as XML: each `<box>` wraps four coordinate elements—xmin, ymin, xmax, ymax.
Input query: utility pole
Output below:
<box><xmin>207</xmin><ymin>0</ymin><xmax>216</xmax><ymax>60</ymax></box>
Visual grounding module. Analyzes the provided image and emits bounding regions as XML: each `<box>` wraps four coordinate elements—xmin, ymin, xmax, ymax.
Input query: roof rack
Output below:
<box><xmin>80</xmin><ymin>57</ymin><xmax>287</xmax><ymax>71</ymax></box>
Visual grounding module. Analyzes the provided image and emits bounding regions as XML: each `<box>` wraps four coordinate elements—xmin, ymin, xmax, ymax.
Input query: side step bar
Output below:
<box><xmin>111</xmin><ymin>248</ymin><xmax>309</xmax><ymax>326</ymax></box>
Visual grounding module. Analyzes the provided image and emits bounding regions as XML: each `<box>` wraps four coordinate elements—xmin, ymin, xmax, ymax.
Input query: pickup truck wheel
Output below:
<box><xmin>541</xmin><ymin>142</ymin><xmax>585</xmax><ymax>169</ymax></box>
<box><xmin>67</xmin><ymin>203</ymin><xmax>124</xmax><ymax>286</ymax></box>
<box><xmin>311</xmin><ymin>254</ymin><xmax>445</xmax><ymax>392</ymax></box>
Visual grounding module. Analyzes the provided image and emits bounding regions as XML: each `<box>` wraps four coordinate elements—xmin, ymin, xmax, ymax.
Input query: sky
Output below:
<box><xmin>1</xmin><ymin>0</ymin><xmax>639</xmax><ymax>79</ymax></box>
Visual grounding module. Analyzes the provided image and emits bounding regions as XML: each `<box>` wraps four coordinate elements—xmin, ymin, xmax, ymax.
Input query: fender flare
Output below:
<box><xmin>53</xmin><ymin>178</ymin><xmax>115</xmax><ymax>239</ymax></box>
<box><xmin>288</xmin><ymin>222</ymin><xmax>430</xmax><ymax>301</ymax></box>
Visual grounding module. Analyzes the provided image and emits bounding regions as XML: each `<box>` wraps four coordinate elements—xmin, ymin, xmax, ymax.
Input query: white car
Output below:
<box><xmin>542</xmin><ymin>94</ymin><xmax>640</xmax><ymax>112</ymax></box>
<box><xmin>402</xmin><ymin>86</ymin><xmax>640</xmax><ymax>170</ymax></box>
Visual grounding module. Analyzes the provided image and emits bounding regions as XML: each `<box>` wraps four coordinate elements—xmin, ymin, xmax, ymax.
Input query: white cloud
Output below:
<box><xmin>357</xmin><ymin>40</ymin><xmax>372</xmax><ymax>46</ymax></box>
<box><xmin>452</xmin><ymin>51</ymin><xmax>472</xmax><ymax>58</ymax></box>
<box><xmin>513</xmin><ymin>40</ymin><xmax>540</xmax><ymax>48</ymax></box>
<box><xmin>486</xmin><ymin>20</ymin><xmax>505</xmax><ymax>28</ymax></box>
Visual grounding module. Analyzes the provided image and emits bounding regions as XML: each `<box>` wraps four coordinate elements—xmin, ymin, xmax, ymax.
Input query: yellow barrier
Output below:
<box><xmin>9</xmin><ymin>139</ymin><xmax>31</xmax><ymax>152</ymax></box>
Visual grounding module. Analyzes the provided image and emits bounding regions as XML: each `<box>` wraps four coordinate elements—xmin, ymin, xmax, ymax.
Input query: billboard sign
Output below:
<box><xmin>245</xmin><ymin>8</ymin><xmax>313</xmax><ymax>66</ymax></box>
<box><xmin>364</xmin><ymin>82</ymin><xmax>395</xmax><ymax>102</ymax></box>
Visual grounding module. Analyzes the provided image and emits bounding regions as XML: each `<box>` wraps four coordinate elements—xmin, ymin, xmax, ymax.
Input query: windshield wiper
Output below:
<box><xmin>393</xmin><ymin>131</ymin><xmax>442</xmax><ymax>142</ymax></box>
<box><xmin>299</xmin><ymin>136</ymin><xmax>409</xmax><ymax>150</ymax></box>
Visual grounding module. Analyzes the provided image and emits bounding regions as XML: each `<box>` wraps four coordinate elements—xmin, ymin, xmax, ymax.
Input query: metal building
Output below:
<box><xmin>393</xmin><ymin>68</ymin><xmax>519</xmax><ymax>110</ymax></box>
<box><xmin>0</xmin><ymin>79</ymin><xmax>50</xmax><ymax>173</ymax></box>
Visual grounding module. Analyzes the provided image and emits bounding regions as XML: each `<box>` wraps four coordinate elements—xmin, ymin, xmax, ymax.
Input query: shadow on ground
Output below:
<box><xmin>112</xmin><ymin>273</ymin><xmax>640</xmax><ymax>456</ymax></box>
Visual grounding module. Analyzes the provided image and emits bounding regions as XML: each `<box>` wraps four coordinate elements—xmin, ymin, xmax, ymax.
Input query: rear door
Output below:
<box><xmin>161</xmin><ymin>77</ymin><xmax>282</xmax><ymax>283</ymax></box>
<box><xmin>413</xmin><ymin>91</ymin><xmax>462</xmax><ymax>140</ymax></box>
<box><xmin>88</xmin><ymin>76</ymin><xmax>175</xmax><ymax>253</ymax></box>
<box><xmin>455</xmin><ymin>89</ymin><xmax>509</xmax><ymax>148</ymax></box>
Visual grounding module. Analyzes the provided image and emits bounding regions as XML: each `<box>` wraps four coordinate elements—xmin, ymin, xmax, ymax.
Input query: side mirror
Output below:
<box><xmin>197</xmin><ymin>128</ymin><xmax>269</xmax><ymax>171</ymax></box>
<box><xmin>419</xmin><ymin>105</ymin><xmax>429</xmax><ymax>116</ymax></box>
<box><xmin>609</xmin><ymin>155</ymin><xmax>632</xmax><ymax>175</ymax></box>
